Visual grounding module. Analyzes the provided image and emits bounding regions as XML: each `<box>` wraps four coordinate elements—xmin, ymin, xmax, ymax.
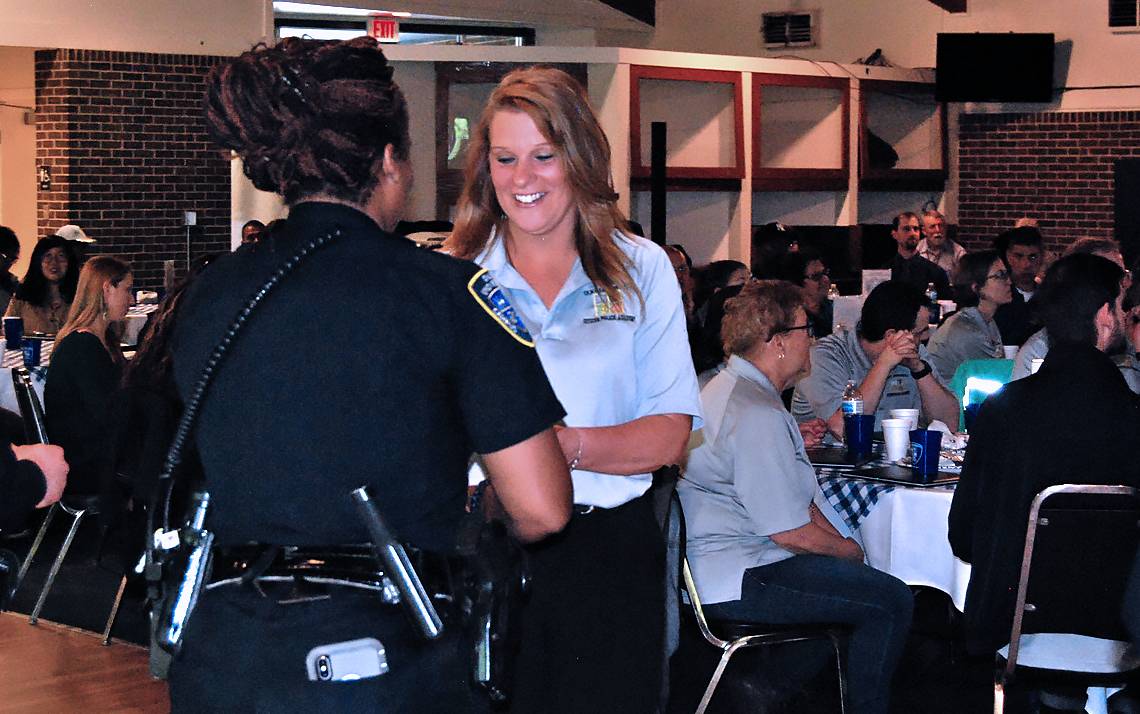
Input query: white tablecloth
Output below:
<box><xmin>124</xmin><ymin>303</ymin><xmax>159</xmax><ymax>345</ymax></box>
<box><xmin>856</xmin><ymin>486</ymin><xmax>972</xmax><ymax>612</ymax></box>
<box><xmin>0</xmin><ymin>344</ymin><xmax>51</xmax><ymax>415</ymax></box>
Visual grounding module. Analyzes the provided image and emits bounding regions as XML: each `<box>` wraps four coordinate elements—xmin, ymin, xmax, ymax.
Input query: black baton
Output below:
<box><xmin>351</xmin><ymin>486</ymin><xmax>444</xmax><ymax>640</ymax></box>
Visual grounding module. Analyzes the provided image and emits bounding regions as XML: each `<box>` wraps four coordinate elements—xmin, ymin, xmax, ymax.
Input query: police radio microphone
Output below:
<box><xmin>351</xmin><ymin>486</ymin><xmax>444</xmax><ymax>640</ymax></box>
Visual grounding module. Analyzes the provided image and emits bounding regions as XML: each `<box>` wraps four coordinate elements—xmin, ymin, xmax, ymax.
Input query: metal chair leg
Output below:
<box><xmin>695</xmin><ymin>641</ymin><xmax>743</xmax><ymax>714</ymax></box>
<box><xmin>28</xmin><ymin>507</ymin><xmax>85</xmax><ymax>625</ymax></box>
<box><xmin>101</xmin><ymin>575</ymin><xmax>129</xmax><ymax>645</ymax></box>
<box><xmin>829</xmin><ymin>632</ymin><xmax>848</xmax><ymax>714</ymax></box>
<box><xmin>993</xmin><ymin>670</ymin><xmax>1005</xmax><ymax>714</ymax></box>
<box><xmin>14</xmin><ymin>503</ymin><xmax>56</xmax><ymax>589</ymax></box>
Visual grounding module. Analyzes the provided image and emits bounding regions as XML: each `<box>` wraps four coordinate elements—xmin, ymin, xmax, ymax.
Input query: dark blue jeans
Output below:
<box><xmin>705</xmin><ymin>554</ymin><xmax>913</xmax><ymax>714</ymax></box>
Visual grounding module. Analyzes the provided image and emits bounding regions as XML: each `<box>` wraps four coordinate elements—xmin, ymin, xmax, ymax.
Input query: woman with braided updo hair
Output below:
<box><xmin>168</xmin><ymin>38</ymin><xmax>571</xmax><ymax>711</ymax></box>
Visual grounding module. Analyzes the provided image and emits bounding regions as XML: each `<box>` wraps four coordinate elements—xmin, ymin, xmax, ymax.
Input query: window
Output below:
<box><xmin>761</xmin><ymin>12</ymin><xmax>816</xmax><ymax>48</ymax></box>
<box><xmin>1110</xmin><ymin>0</ymin><xmax>1140</xmax><ymax>28</ymax></box>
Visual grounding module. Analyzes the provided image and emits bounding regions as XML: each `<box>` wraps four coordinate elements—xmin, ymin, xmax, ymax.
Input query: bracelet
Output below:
<box><xmin>567</xmin><ymin>429</ymin><xmax>583</xmax><ymax>471</ymax></box>
<box><xmin>909</xmin><ymin>360</ymin><xmax>933</xmax><ymax>380</ymax></box>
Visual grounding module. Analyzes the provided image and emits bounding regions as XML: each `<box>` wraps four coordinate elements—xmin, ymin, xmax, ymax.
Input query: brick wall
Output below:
<box><xmin>957</xmin><ymin>110</ymin><xmax>1140</xmax><ymax>254</ymax></box>
<box><xmin>35</xmin><ymin>49</ymin><xmax>230</xmax><ymax>289</ymax></box>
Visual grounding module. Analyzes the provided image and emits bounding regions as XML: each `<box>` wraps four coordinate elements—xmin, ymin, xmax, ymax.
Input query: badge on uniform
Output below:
<box><xmin>583</xmin><ymin>288</ymin><xmax>635</xmax><ymax>324</ymax></box>
<box><xmin>467</xmin><ymin>269</ymin><xmax>534</xmax><ymax>347</ymax></box>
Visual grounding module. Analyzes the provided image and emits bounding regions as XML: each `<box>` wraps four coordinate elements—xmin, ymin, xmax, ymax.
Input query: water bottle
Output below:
<box><xmin>841</xmin><ymin>380</ymin><xmax>863</xmax><ymax>416</ymax></box>
<box><xmin>925</xmin><ymin>282</ymin><xmax>941</xmax><ymax>325</ymax></box>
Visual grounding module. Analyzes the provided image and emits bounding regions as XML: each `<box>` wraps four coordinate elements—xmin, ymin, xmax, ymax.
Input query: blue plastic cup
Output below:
<box><xmin>4</xmin><ymin>316</ymin><xmax>22</xmax><ymax>350</ymax></box>
<box><xmin>21</xmin><ymin>338</ymin><xmax>41</xmax><ymax>367</ymax></box>
<box><xmin>844</xmin><ymin>414</ymin><xmax>875</xmax><ymax>462</ymax></box>
<box><xmin>909</xmin><ymin>429</ymin><xmax>943</xmax><ymax>482</ymax></box>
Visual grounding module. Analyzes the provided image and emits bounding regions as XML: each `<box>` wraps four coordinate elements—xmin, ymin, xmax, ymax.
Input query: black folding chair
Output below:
<box><xmin>10</xmin><ymin>367</ymin><xmax>126</xmax><ymax>643</ymax></box>
<box><xmin>674</xmin><ymin>491</ymin><xmax>848</xmax><ymax>714</ymax></box>
<box><xmin>993</xmin><ymin>484</ymin><xmax>1140</xmax><ymax>713</ymax></box>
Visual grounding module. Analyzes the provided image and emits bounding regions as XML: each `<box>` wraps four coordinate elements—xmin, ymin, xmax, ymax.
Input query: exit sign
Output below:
<box><xmin>368</xmin><ymin>16</ymin><xmax>400</xmax><ymax>43</ymax></box>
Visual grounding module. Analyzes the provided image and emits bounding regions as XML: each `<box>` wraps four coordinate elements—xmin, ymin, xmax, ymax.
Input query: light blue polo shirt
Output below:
<box><xmin>476</xmin><ymin>228</ymin><xmax>703</xmax><ymax>508</ymax></box>
<box><xmin>679</xmin><ymin>355</ymin><xmax>850</xmax><ymax>604</ymax></box>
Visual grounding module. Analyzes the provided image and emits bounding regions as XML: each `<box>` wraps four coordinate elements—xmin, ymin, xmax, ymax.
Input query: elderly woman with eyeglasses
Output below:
<box><xmin>927</xmin><ymin>250</ymin><xmax>1012</xmax><ymax>381</ymax></box>
<box><xmin>679</xmin><ymin>280</ymin><xmax>913</xmax><ymax>714</ymax></box>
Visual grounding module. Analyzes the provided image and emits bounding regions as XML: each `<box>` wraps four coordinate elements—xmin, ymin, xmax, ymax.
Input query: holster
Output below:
<box><xmin>456</xmin><ymin>515</ymin><xmax>530</xmax><ymax>707</ymax></box>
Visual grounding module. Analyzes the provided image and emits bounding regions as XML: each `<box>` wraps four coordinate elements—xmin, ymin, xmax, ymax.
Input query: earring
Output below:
<box><xmin>778</xmin><ymin>351</ymin><xmax>785</xmax><ymax>360</ymax></box>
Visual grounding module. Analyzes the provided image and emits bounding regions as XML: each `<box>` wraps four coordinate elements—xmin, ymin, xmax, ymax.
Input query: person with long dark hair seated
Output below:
<box><xmin>927</xmin><ymin>250</ymin><xmax>1011</xmax><ymax>381</ymax></box>
<box><xmin>778</xmin><ymin>249</ymin><xmax>835</xmax><ymax>338</ymax></box>
<box><xmin>680</xmin><ymin>280</ymin><xmax>913</xmax><ymax>714</ymax></box>
<box><xmin>168</xmin><ymin>38</ymin><xmax>571</xmax><ymax>711</ymax></box>
<box><xmin>446</xmin><ymin>67</ymin><xmax>701</xmax><ymax>713</ymax></box>
<box><xmin>44</xmin><ymin>256</ymin><xmax>133</xmax><ymax>498</ymax></box>
<box><xmin>4</xmin><ymin>235</ymin><xmax>79</xmax><ymax>335</ymax></box>
<box><xmin>693</xmin><ymin>259</ymin><xmax>749</xmax><ymax>327</ymax></box>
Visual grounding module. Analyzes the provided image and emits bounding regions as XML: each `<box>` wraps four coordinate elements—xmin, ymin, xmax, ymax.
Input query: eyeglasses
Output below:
<box><xmin>778</xmin><ymin>322</ymin><xmax>815</xmax><ymax>338</ymax></box>
<box><xmin>805</xmin><ymin>268</ymin><xmax>830</xmax><ymax>282</ymax></box>
<box><xmin>1008</xmin><ymin>251</ymin><xmax>1041</xmax><ymax>264</ymax></box>
<box><xmin>986</xmin><ymin>269</ymin><xmax>1010</xmax><ymax>282</ymax></box>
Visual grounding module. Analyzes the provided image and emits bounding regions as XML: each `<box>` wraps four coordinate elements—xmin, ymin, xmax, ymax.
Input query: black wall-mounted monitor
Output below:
<box><xmin>936</xmin><ymin>33</ymin><xmax>1055</xmax><ymax>102</ymax></box>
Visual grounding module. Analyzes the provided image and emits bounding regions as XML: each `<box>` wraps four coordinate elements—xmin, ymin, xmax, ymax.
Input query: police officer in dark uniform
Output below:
<box><xmin>166</xmin><ymin>37</ymin><xmax>572</xmax><ymax>712</ymax></box>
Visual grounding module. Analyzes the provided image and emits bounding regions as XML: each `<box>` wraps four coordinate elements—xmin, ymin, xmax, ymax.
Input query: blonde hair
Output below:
<box><xmin>721</xmin><ymin>280</ymin><xmax>804</xmax><ymax>357</ymax></box>
<box><xmin>57</xmin><ymin>255</ymin><xmax>132</xmax><ymax>363</ymax></box>
<box><xmin>446</xmin><ymin>66</ymin><xmax>638</xmax><ymax>307</ymax></box>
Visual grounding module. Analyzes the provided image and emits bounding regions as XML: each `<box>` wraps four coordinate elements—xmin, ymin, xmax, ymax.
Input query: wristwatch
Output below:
<box><xmin>909</xmin><ymin>360</ymin><xmax>933</xmax><ymax>380</ymax></box>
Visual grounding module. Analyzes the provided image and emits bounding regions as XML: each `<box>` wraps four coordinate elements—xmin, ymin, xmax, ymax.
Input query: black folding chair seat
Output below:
<box><xmin>670</xmin><ymin>486</ymin><xmax>849</xmax><ymax>714</ymax></box>
<box><xmin>10</xmin><ymin>367</ymin><xmax>128</xmax><ymax>643</ymax></box>
<box><xmin>993</xmin><ymin>484</ymin><xmax>1140</xmax><ymax>713</ymax></box>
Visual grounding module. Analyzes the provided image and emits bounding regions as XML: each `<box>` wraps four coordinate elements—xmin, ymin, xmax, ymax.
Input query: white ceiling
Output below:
<box><xmin>275</xmin><ymin>0</ymin><xmax>652</xmax><ymax>32</ymax></box>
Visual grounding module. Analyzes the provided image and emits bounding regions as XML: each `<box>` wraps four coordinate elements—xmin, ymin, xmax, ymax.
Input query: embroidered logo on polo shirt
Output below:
<box><xmin>582</xmin><ymin>288</ymin><xmax>635</xmax><ymax>324</ymax></box>
<box><xmin>467</xmin><ymin>269</ymin><xmax>534</xmax><ymax>347</ymax></box>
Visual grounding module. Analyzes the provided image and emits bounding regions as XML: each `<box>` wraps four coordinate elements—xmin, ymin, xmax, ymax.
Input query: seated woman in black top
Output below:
<box><xmin>45</xmin><ymin>256</ymin><xmax>133</xmax><ymax>495</ymax></box>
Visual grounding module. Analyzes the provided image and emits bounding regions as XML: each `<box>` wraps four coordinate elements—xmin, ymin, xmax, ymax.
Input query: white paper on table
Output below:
<box><xmin>861</xmin><ymin>269</ymin><xmax>891</xmax><ymax>296</ymax></box>
<box><xmin>831</xmin><ymin>295</ymin><xmax>864</xmax><ymax>334</ymax></box>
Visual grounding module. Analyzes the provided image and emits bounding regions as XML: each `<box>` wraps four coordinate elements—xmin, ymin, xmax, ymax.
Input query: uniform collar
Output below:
<box><xmin>726</xmin><ymin>354</ymin><xmax>781</xmax><ymax>398</ymax></box>
<box><xmin>479</xmin><ymin>224</ymin><xmax>592</xmax><ymax>301</ymax></box>
<box><xmin>286</xmin><ymin>201</ymin><xmax>391</xmax><ymax>238</ymax></box>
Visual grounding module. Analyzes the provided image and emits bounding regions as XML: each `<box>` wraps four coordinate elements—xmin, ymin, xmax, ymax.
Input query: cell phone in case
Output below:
<box><xmin>305</xmin><ymin>637</ymin><xmax>389</xmax><ymax>682</ymax></box>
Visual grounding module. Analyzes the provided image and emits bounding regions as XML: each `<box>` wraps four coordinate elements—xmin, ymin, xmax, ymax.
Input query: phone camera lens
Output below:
<box><xmin>317</xmin><ymin>654</ymin><xmax>332</xmax><ymax>681</ymax></box>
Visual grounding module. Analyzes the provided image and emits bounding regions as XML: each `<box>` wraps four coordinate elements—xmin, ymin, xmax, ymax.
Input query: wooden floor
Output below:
<box><xmin>0</xmin><ymin>612</ymin><xmax>168</xmax><ymax>713</ymax></box>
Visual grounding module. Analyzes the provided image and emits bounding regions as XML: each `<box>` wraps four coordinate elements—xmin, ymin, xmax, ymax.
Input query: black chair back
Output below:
<box><xmin>11</xmin><ymin>367</ymin><xmax>48</xmax><ymax>444</ymax></box>
<box><xmin>1006</xmin><ymin>484</ymin><xmax>1140</xmax><ymax>671</ymax></box>
<box><xmin>653</xmin><ymin>466</ymin><xmax>684</xmax><ymax>714</ymax></box>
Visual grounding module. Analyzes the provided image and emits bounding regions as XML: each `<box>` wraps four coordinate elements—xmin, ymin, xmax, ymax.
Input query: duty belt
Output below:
<box><xmin>208</xmin><ymin>544</ymin><xmax>403</xmax><ymax>604</ymax></box>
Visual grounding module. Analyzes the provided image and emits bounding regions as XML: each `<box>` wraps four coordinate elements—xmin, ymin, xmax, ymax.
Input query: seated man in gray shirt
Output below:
<box><xmin>792</xmin><ymin>280</ymin><xmax>960</xmax><ymax>437</ymax></box>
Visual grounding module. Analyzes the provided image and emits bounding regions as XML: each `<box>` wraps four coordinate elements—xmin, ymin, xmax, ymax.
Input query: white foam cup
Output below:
<box><xmin>888</xmin><ymin>408</ymin><xmax>919</xmax><ymax>431</ymax></box>
<box><xmin>881</xmin><ymin>418</ymin><xmax>910</xmax><ymax>462</ymax></box>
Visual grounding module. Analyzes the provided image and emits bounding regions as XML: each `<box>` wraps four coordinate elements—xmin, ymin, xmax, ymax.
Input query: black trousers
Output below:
<box><xmin>509</xmin><ymin>490</ymin><xmax>666</xmax><ymax>714</ymax></box>
<box><xmin>169</xmin><ymin>584</ymin><xmax>485</xmax><ymax>713</ymax></box>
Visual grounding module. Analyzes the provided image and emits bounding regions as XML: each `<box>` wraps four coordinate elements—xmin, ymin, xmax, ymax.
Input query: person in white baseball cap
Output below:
<box><xmin>55</xmin><ymin>224</ymin><xmax>95</xmax><ymax>244</ymax></box>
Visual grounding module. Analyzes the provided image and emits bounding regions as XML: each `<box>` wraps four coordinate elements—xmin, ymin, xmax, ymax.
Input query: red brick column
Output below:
<box><xmin>35</xmin><ymin>49</ymin><xmax>231</xmax><ymax>288</ymax></box>
<box><xmin>957</xmin><ymin>110</ymin><xmax>1140</xmax><ymax>253</ymax></box>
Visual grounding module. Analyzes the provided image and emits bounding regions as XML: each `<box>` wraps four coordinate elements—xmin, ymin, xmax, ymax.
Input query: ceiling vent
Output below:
<box><xmin>762</xmin><ymin>11</ymin><xmax>816</xmax><ymax>48</ymax></box>
<box><xmin>1110</xmin><ymin>0</ymin><xmax>1140</xmax><ymax>28</ymax></box>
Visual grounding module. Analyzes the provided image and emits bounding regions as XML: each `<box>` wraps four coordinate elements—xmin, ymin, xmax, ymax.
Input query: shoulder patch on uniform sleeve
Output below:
<box><xmin>467</xmin><ymin>269</ymin><xmax>535</xmax><ymax>347</ymax></box>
